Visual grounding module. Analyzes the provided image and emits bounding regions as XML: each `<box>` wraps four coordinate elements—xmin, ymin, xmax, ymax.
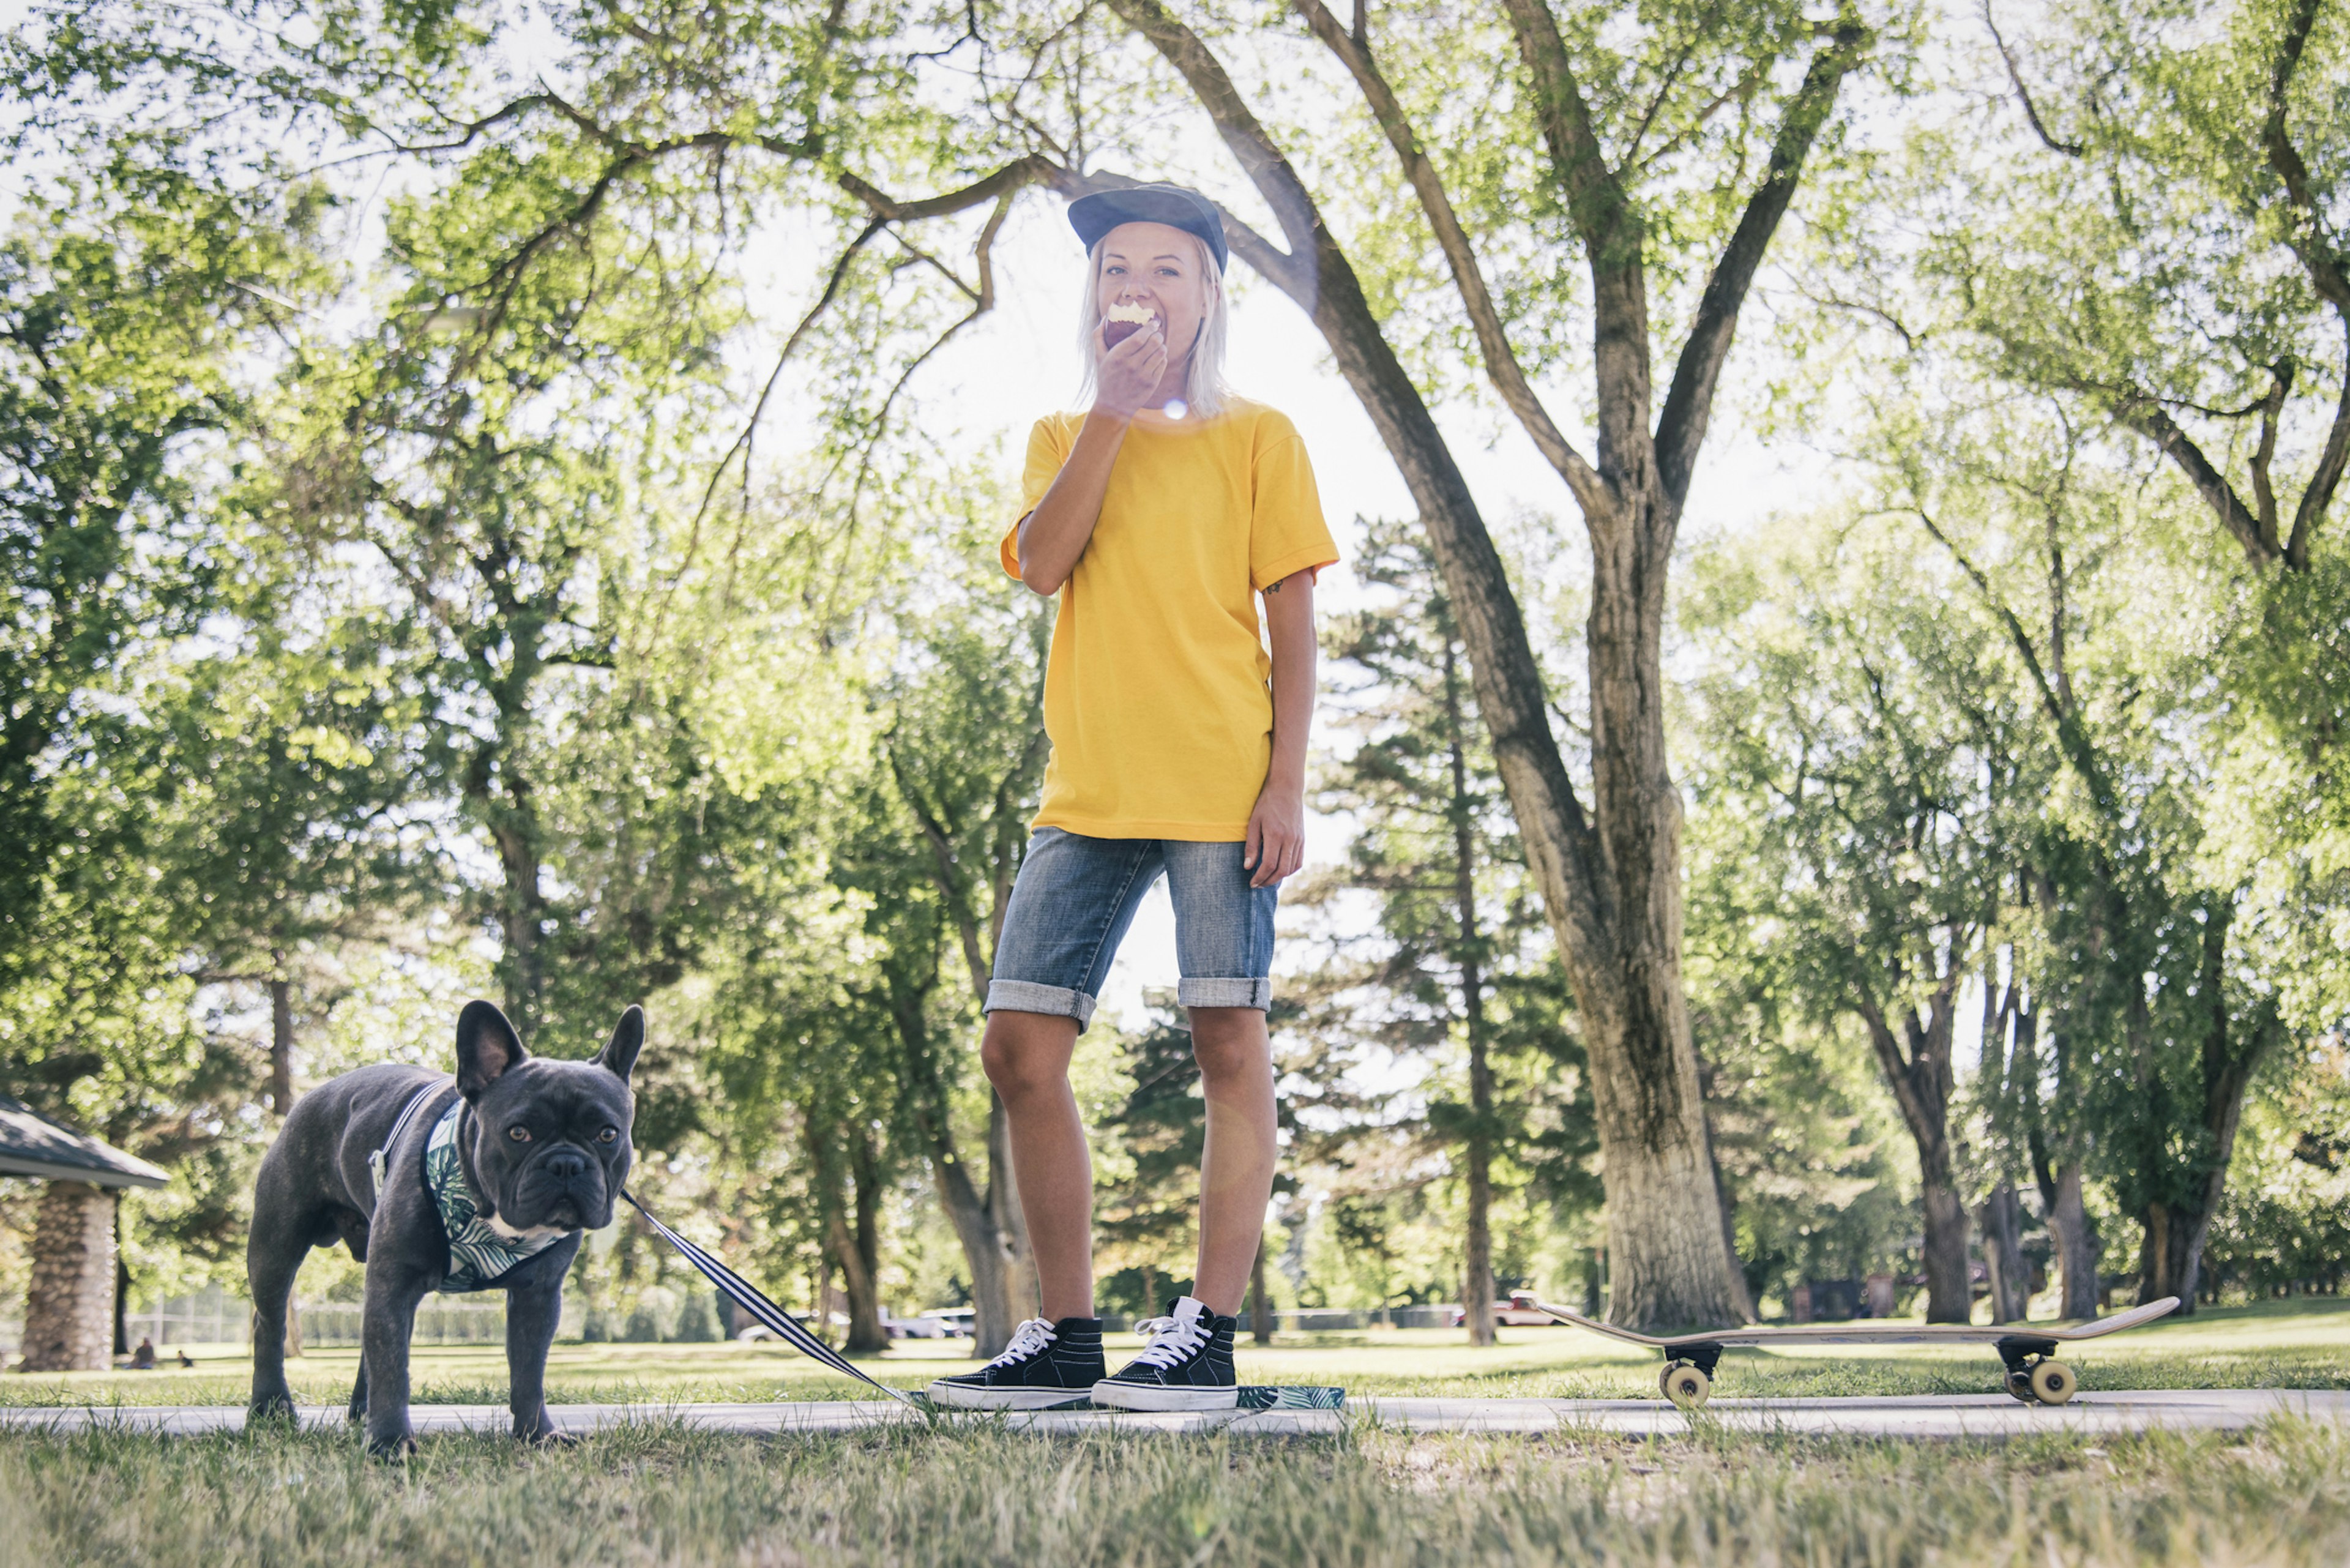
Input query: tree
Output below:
<box><xmin>786</xmin><ymin>528</ymin><xmax>1054</xmax><ymax>1356</ymax></box>
<box><xmin>1031</xmin><ymin>0</ymin><xmax>1881</xmax><ymax>1326</ymax></box>
<box><xmin>1315</xmin><ymin>520</ymin><xmax>1552</xmax><ymax>1342</ymax></box>
<box><xmin>1919</xmin><ymin>0</ymin><xmax>2348</xmax><ymax>575</ymax></box>
<box><xmin>1687</xmin><ymin>514</ymin><xmax>2036</xmax><ymax>1321</ymax></box>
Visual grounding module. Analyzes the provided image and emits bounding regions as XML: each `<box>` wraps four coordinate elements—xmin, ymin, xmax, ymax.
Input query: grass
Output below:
<box><xmin>9</xmin><ymin>1295</ymin><xmax>2350</xmax><ymax>1409</ymax></box>
<box><xmin>5</xmin><ymin>1417</ymin><xmax>2350</xmax><ymax>1565</ymax></box>
<box><xmin>6</xmin><ymin>1299</ymin><xmax>2349</xmax><ymax>1563</ymax></box>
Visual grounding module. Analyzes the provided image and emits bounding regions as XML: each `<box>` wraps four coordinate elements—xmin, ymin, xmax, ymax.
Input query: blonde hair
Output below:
<box><xmin>1075</xmin><ymin>231</ymin><xmax>1231</xmax><ymax>419</ymax></box>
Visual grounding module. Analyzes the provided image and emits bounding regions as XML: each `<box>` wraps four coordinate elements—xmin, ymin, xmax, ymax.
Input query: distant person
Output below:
<box><xmin>130</xmin><ymin>1337</ymin><xmax>155</xmax><ymax>1370</ymax></box>
<box><xmin>177</xmin><ymin>1348</ymin><xmax>195</xmax><ymax>1368</ymax></box>
<box><xmin>929</xmin><ymin>184</ymin><xmax>1337</xmax><ymax>1414</ymax></box>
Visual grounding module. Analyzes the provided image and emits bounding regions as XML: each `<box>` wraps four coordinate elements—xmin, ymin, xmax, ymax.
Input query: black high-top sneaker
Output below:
<box><xmin>1090</xmin><ymin>1296</ymin><xmax>1237</xmax><ymax>1411</ymax></box>
<box><xmin>927</xmin><ymin>1317</ymin><xmax>1106</xmax><ymax>1409</ymax></box>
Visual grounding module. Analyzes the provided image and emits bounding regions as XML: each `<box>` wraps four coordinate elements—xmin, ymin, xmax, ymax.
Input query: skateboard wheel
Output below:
<box><xmin>2028</xmin><ymin>1360</ymin><xmax>2075</xmax><ymax>1405</ymax></box>
<box><xmin>2005</xmin><ymin>1371</ymin><xmax>2034</xmax><ymax>1403</ymax></box>
<box><xmin>1659</xmin><ymin>1362</ymin><xmax>1711</xmax><ymax>1409</ymax></box>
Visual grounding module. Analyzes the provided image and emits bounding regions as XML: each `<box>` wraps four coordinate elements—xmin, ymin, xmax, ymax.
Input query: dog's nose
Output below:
<box><xmin>543</xmin><ymin>1148</ymin><xmax>589</xmax><ymax>1182</ymax></box>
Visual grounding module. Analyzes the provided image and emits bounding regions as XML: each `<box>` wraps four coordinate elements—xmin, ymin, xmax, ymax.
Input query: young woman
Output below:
<box><xmin>928</xmin><ymin>184</ymin><xmax>1337</xmax><ymax>1411</ymax></box>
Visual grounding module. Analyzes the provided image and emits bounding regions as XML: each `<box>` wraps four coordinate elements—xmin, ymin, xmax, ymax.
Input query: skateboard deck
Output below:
<box><xmin>1529</xmin><ymin>1296</ymin><xmax>2180</xmax><ymax>1409</ymax></box>
<box><xmin>921</xmin><ymin>1386</ymin><xmax>1346</xmax><ymax>1414</ymax></box>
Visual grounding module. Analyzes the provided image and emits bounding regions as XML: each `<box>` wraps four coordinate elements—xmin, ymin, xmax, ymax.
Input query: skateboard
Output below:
<box><xmin>1529</xmin><ymin>1296</ymin><xmax>2182</xmax><ymax>1409</ymax></box>
<box><xmin>919</xmin><ymin>1386</ymin><xmax>1346</xmax><ymax>1413</ymax></box>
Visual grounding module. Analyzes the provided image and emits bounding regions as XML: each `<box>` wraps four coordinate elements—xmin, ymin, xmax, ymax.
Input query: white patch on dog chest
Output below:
<box><xmin>483</xmin><ymin>1212</ymin><xmax>572</xmax><ymax>1246</ymax></box>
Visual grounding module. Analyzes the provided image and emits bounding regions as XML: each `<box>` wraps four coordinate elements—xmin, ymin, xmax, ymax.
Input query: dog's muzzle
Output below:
<box><xmin>513</xmin><ymin>1145</ymin><xmax>609</xmax><ymax>1228</ymax></box>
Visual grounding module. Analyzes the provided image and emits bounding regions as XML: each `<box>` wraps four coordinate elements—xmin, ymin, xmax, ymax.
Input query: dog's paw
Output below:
<box><xmin>245</xmin><ymin>1392</ymin><xmax>297</xmax><ymax>1426</ymax></box>
<box><xmin>365</xmin><ymin>1429</ymin><xmax>419</xmax><ymax>1461</ymax></box>
<box><xmin>523</xmin><ymin>1426</ymin><xmax>580</xmax><ymax>1447</ymax></box>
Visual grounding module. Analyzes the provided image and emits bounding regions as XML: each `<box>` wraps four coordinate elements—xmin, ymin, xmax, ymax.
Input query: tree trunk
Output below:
<box><xmin>887</xmin><ymin>973</ymin><xmax>1032</xmax><ymax>1357</ymax></box>
<box><xmin>829</xmin><ymin>1129</ymin><xmax>890</xmax><ymax>1354</ymax></box>
<box><xmin>827</xmin><ymin>1211</ymin><xmax>888</xmax><ymax>1354</ymax></box>
<box><xmin>113</xmin><ymin>1249</ymin><xmax>130</xmax><ymax>1357</ymax></box>
<box><xmin>1919</xmin><ymin>1155</ymin><xmax>1972</xmax><ymax>1325</ymax></box>
<box><xmin>2132</xmin><ymin>906</ymin><xmax>2275</xmax><ymax>1313</ymax></box>
<box><xmin>19</xmin><ymin>1182</ymin><xmax>116</xmax><ymax>1372</ymax></box>
<box><xmin>985</xmin><ymin>1093</ymin><xmax>1038</xmax><ymax>1332</ymax></box>
<box><xmin>2040</xmin><ymin>1162</ymin><xmax>2101</xmax><ymax>1320</ymax></box>
<box><xmin>1444</xmin><ymin>639</ymin><xmax>1497</xmax><ymax>1348</ymax></box>
<box><xmin>1859</xmin><ymin>982</ymin><xmax>1970</xmax><ymax>1323</ymax></box>
<box><xmin>267</xmin><ymin>972</ymin><xmax>296</xmax><ymax>1115</ymax></box>
<box><xmin>1462</xmin><ymin>1124</ymin><xmax>1496</xmax><ymax>1346</ymax></box>
<box><xmin>1978</xmin><ymin>1183</ymin><xmax>2029</xmax><ymax>1323</ymax></box>
<box><xmin>489</xmin><ymin>806</ymin><xmax>545</xmax><ymax>1034</ymax></box>
<box><xmin>1249</xmin><ymin>1239</ymin><xmax>1274</xmax><ymax>1345</ymax></box>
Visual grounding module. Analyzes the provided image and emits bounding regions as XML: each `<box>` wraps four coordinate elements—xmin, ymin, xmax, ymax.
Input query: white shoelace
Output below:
<box><xmin>1129</xmin><ymin>1310</ymin><xmax>1210</xmax><ymax>1370</ymax></box>
<box><xmin>985</xmin><ymin>1317</ymin><xmax>1057</xmax><ymax>1368</ymax></box>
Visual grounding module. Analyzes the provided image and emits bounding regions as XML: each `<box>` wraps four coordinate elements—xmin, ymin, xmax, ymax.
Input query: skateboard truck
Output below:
<box><xmin>1993</xmin><ymin>1334</ymin><xmax>2076</xmax><ymax>1405</ymax></box>
<box><xmin>1658</xmin><ymin>1342</ymin><xmax>1723</xmax><ymax>1409</ymax></box>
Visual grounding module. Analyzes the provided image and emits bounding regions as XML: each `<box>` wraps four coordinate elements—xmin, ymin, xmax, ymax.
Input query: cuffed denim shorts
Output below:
<box><xmin>985</xmin><ymin>827</ymin><xmax>1278</xmax><ymax>1029</ymax></box>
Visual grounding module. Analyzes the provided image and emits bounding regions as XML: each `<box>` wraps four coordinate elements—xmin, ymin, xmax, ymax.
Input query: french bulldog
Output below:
<box><xmin>245</xmin><ymin>999</ymin><xmax>641</xmax><ymax>1455</ymax></box>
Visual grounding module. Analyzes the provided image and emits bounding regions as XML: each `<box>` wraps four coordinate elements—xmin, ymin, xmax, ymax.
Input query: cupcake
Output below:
<box><xmin>1103</xmin><ymin>301</ymin><xmax>1155</xmax><ymax>346</ymax></box>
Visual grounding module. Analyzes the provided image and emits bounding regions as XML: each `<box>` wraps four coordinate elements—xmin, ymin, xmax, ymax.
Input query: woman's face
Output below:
<box><xmin>1094</xmin><ymin>220</ymin><xmax>1211</xmax><ymax>369</ymax></box>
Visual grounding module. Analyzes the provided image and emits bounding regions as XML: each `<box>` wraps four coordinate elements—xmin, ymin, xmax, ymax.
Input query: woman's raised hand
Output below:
<box><xmin>1094</xmin><ymin>320</ymin><xmax>1168</xmax><ymax>419</ymax></box>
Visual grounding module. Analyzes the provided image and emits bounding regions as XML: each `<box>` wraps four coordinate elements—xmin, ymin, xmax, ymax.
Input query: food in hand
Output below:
<box><xmin>1103</xmin><ymin>301</ymin><xmax>1155</xmax><ymax>346</ymax></box>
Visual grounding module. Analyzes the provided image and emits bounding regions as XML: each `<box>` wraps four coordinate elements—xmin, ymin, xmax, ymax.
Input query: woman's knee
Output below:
<box><xmin>1188</xmin><ymin>1008</ymin><xmax>1269</xmax><ymax>1084</ymax></box>
<box><xmin>980</xmin><ymin>1014</ymin><xmax>1075</xmax><ymax>1099</ymax></box>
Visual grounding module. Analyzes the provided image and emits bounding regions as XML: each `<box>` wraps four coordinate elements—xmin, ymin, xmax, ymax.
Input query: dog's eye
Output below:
<box><xmin>507</xmin><ymin>1126</ymin><xmax>531</xmax><ymax>1143</ymax></box>
<box><xmin>599</xmin><ymin>1127</ymin><xmax>619</xmax><ymax>1144</ymax></box>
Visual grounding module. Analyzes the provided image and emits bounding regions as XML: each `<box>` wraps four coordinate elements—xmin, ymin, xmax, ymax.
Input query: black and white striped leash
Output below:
<box><xmin>622</xmin><ymin>1189</ymin><xmax>919</xmax><ymax>1408</ymax></box>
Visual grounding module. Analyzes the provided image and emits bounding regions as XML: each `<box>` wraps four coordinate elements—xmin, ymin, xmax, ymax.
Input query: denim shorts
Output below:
<box><xmin>985</xmin><ymin>827</ymin><xmax>1278</xmax><ymax>1029</ymax></box>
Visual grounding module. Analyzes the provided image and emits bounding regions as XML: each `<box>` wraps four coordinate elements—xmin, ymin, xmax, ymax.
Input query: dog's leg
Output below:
<box><xmin>360</xmin><ymin>1265</ymin><xmax>433</xmax><ymax>1458</ymax></box>
<box><xmin>245</xmin><ymin>1165</ymin><xmax>327</xmax><ymax>1424</ymax></box>
<box><xmin>346</xmin><ymin>1356</ymin><xmax>368</xmax><ymax>1424</ymax></box>
<box><xmin>504</xmin><ymin>1258</ymin><xmax>573</xmax><ymax>1443</ymax></box>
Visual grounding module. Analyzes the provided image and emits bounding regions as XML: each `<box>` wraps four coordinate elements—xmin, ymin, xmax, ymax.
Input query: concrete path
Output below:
<box><xmin>4</xmin><ymin>1389</ymin><xmax>2347</xmax><ymax>1441</ymax></box>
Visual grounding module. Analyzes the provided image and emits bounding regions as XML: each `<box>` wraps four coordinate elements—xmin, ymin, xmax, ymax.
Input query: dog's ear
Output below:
<box><xmin>595</xmin><ymin>1005</ymin><xmax>645</xmax><ymax>1083</ymax></box>
<box><xmin>455</xmin><ymin>1000</ymin><xmax>528</xmax><ymax>1100</ymax></box>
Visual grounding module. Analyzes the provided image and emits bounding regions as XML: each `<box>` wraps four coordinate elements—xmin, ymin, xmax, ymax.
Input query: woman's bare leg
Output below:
<box><xmin>979</xmin><ymin>1009</ymin><xmax>1094</xmax><ymax>1320</ymax></box>
<box><xmin>1188</xmin><ymin>1007</ymin><xmax>1278</xmax><ymax>1316</ymax></box>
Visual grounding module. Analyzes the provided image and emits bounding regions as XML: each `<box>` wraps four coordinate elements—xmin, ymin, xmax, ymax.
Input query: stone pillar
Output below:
<box><xmin>18</xmin><ymin>1181</ymin><xmax>118</xmax><ymax>1372</ymax></box>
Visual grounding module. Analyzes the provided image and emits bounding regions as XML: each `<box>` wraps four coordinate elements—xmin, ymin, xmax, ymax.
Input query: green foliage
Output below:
<box><xmin>1291</xmin><ymin>519</ymin><xmax>1595</xmax><ymax>1305</ymax></box>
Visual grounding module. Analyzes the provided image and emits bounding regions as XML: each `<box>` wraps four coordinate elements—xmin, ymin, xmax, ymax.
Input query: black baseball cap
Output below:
<box><xmin>1067</xmin><ymin>183</ymin><xmax>1229</xmax><ymax>272</ymax></box>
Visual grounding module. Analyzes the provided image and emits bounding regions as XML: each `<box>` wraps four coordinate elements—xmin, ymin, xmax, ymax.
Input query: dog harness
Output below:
<box><xmin>366</xmin><ymin>1081</ymin><xmax>568</xmax><ymax>1293</ymax></box>
<box><xmin>423</xmin><ymin>1100</ymin><xmax>569</xmax><ymax>1291</ymax></box>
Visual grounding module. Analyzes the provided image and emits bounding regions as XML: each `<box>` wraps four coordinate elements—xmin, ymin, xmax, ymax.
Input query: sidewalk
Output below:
<box><xmin>5</xmin><ymin>1389</ymin><xmax>2347</xmax><ymax>1440</ymax></box>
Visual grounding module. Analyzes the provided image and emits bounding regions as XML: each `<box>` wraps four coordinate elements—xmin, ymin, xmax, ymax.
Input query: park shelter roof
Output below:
<box><xmin>0</xmin><ymin>1091</ymin><xmax>170</xmax><ymax>1190</ymax></box>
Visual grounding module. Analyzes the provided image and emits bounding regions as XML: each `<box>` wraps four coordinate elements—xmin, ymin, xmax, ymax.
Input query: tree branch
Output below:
<box><xmin>2263</xmin><ymin>0</ymin><xmax>2350</xmax><ymax>315</ymax></box>
<box><xmin>2288</xmin><ymin>325</ymin><xmax>2350</xmax><ymax>568</ymax></box>
<box><xmin>1494</xmin><ymin>0</ymin><xmax>1631</xmax><ymax>254</ymax></box>
<box><xmin>1096</xmin><ymin>0</ymin><xmax>1611</xmax><ymax>949</ymax></box>
<box><xmin>1904</xmin><ymin>504</ymin><xmax>2117</xmax><ymax>815</ymax></box>
<box><xmin>1654</xmin><ymin>15</ymin><xmax>1868</xmax><ymax>514</ymax></box>
<box><xmin>1292</xmin><ymin>0</ymin><xmax>1609</xmax><ymax>517</ymax></box>
<box><xmin>2113</xmin><ymin>398</ymin><xmax>2274</xmax><ymax>564</ymax></box>
<box><xmin>1983</xmin><ymin>2</ymin><xmax>2084</xmax><ymax>158</ymax></box>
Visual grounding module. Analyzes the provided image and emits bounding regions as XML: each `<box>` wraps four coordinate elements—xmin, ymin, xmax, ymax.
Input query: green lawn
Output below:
<box><xmin>9</xmin><ymin>1296</ymin><xmax>2350</xmax><ymax>1408</ymax></box>
<box><xmin>6</xmin><ymin>1417</ymin><xmax>2350</xmax><ymax>1565</ymax></box>
<box><xmin>7</xmin><ymin>1300</ymin><xmax>2350</xmax><ymax>1564</ymax></box>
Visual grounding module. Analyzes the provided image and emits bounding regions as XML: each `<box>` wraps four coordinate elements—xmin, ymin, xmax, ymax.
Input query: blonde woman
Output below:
<box><xmin>928</xmin><ymin>185</ymin><xmax>1337</xmax><ymax>1411</ymax></box>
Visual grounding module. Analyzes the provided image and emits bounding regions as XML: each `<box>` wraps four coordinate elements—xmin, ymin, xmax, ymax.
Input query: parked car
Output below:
<box><xmin>887</xmin><ymin>1315</ymin><xmax>948</xmax><ymax>1339</ymax></box>
<box><xmin>1449</xmin><ymin>1291</ymin><xmax>1564</xmax><ymax>1328</ymax></box>
<box><xmin>919</xmin><ymin>1307</ymin><xmax>977</xmax><ymax>1338</ymax></box>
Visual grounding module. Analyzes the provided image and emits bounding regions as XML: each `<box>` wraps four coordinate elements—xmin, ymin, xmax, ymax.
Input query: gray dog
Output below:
<box><xmin>246</xmin><ymin>999</ymin><xmax>642</xmax><ymax>1454</ymax></box>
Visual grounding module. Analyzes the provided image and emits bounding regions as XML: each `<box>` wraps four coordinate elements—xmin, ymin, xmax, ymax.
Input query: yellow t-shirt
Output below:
<box><xmin>1002</xmin><ymin>398</ymin><xmax>1338</xmax><ymax>841</ymax></box>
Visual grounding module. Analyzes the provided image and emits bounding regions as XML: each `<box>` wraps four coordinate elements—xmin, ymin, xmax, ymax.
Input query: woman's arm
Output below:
<box><xmin>1247</xmin><ymin>567</ymin><xmax>1317</xmax><ymax>887</ymax></box>
<box><xmin>1015</xmin><ymin>324</ymin><xmax>1169</xmax><ymax>595</ymax></box>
